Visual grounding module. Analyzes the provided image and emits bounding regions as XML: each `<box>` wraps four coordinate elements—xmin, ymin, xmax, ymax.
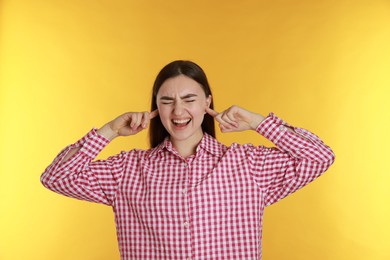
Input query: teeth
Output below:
<box><xmin>173</xmin><ymin>119</ymin><xmax>191</xmax><ymax>124</ymax></box>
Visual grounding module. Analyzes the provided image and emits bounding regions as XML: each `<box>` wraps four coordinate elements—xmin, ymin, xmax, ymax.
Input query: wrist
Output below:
<box><xmin>250</xmin><ymin>113</ymin><xmax>266</xmax><ymax>130</ymax></box>
<box><xmin>97</xmin><ymin>124</ymin><xmax>118</xmax><ymax>141</ymax></box>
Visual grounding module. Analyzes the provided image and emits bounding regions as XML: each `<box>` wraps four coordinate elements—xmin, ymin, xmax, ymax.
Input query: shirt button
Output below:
<box><xmin>182</xmin><ymin>188</ymin><xmax>187</xmax><ymax>194</ymax></box>
<box><xmin>279</xmin><ymin>126</ymin><xmax>285</xmax><ymax>131</ymax></box>
<box><xmin>184</xmin><ymin>221</ymin><xmax>189</xmax><ymax>228</ymax></box>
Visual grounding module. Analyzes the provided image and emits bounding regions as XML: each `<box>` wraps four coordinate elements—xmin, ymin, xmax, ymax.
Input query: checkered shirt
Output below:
<box><xmin>41</xmin><ymin>113</ymin><xmax>335</xmax><ymax>259</ymax></box>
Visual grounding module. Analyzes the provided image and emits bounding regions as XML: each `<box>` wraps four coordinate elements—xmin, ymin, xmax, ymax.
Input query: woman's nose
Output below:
<box><xmin>173</xmin><ymin>102</ymin><xmax>185</xmax><ymax>115</ymax></box>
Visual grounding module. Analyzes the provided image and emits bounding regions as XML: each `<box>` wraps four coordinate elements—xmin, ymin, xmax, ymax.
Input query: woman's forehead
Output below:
<box><xmin>157</xmin><ymin>75</ymin><xmax>204</xmax><ymax>97</ymax></box>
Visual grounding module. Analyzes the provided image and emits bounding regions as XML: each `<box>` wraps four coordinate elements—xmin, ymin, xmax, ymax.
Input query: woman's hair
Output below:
<box><xmin>149</xmin><ymin>60</ymin><xmax>215</xmax><ymax>148</ymax></box>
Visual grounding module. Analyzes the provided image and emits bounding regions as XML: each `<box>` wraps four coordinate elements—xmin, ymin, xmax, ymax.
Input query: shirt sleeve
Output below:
<box><xmin>40</xmin><ymin>129</ymin><xmax>129</xmax><ymax>206</ymax></box>
<box><xmin>247</xmin><ymin>113</ymin><xmax>335</xmax><ymax>207</ymax></box>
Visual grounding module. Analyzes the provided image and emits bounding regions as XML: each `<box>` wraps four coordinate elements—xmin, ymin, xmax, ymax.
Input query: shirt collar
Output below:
<box><xmin>147</xmin><ymin>133</ymin><xmax>227</xmax><ymax>158</ymax></box>
<box><xmin>197</xmin><ymin>133</ymin><xmax>227</xmax><ymax>158</ymax></box>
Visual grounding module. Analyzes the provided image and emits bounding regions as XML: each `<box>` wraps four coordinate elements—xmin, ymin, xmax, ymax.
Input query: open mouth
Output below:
<box><xmin>172</xmin><ymin>118</ymin><xmax>192</xmax><ymax>127</ymax></box>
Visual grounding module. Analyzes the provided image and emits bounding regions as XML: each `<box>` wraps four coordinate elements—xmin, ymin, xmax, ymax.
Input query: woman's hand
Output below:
<box><xmin>206</xmin><ymin>106</ymin><xmax>265</xmax><ymax>133</ymax></box>
<box><xmin>98</xmin><ymin>110</ymin><xmax>159</xmax><ymax>140</ymax></box>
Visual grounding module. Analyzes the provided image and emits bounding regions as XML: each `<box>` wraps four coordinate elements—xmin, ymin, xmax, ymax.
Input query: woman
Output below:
<box><xmin>41</xmin><ymin>60</ymin><xmax>335</xmax><ymax>259</ymax></box>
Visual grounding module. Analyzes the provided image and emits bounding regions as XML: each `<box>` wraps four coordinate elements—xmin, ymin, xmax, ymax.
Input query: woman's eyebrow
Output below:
<box><xmin>159</xmin><ymin>94</ymin><xmax>198</xmax><ymax>100</ymax></box>
<box><xmin>160</xmin><ymin>96</ymin><xmax>175</xmax><ymax>101</ymax></box>
<box><xmin>181</xmin><ymin>94</ymin><xmax>197</xmax><ymax>99</ymax></box>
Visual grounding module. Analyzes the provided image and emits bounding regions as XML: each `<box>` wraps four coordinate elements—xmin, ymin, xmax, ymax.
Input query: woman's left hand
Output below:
<box><xmin>206</xmin><ymin>105</ymin><xmax>265</xmax><ymax>133</ymax></box>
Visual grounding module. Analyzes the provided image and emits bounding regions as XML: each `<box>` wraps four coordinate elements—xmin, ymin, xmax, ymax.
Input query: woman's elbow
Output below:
<box><xmin>40</xmin><ymin>171</ymin><xmax>55</xmax><ymax>190</ymax></box>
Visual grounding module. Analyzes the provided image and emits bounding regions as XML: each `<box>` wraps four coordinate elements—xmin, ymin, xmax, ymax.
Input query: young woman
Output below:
<box><xmin>41</xmin><ymin>60</ymin><xmax>335</xmax><ymax>260</ymax></box>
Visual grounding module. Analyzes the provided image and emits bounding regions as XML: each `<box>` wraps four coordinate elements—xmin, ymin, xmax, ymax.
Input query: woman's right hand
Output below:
<box><xmin>97</xmin><ymin>110</ymin><xmax>159</xmax><ymax>140</ymax></box>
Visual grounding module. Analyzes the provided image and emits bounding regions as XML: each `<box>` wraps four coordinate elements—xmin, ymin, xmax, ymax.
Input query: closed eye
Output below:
<box><xmin>159</xmin><ymin>94</ymin><xmax>197</xmax><ymax>104</ymax></box>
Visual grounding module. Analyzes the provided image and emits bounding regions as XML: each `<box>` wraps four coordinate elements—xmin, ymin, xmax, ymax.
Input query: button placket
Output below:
<box><xmin>183</xmin><ymin>162</ymin><xmax>190</xmax><ymax>230</ymax></box>
<box><xmin>183</xmin><ymin>161</ymin><xmax>192</xmax><ymax>257</ymax></box>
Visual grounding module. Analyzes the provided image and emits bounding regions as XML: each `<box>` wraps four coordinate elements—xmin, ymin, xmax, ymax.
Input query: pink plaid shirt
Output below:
<box><xmin>41</xmin><ymin>113</ymin><xmax>335</xmax><ymax>259</ymax></box>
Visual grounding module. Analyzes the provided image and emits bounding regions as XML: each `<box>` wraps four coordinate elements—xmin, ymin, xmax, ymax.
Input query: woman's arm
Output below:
<box><xmin>251</xmin><ymin>113</ymin><xmax>335</xmax><ymax>206</ymax></box>
<box><xmin>40</xmin><ymin>110</ymin><xmax>158</xmax><ymax>205</ymax></box>
<box><xmin>59</xmin><ymin>110</ymin><xmax>158</xmax><ymax>164</ymax></box>
<box><xmin>41</xmin><ymin>129</ymin><xmax>121</xmax><ymax>205</ymax></box>
<box><xmin>207</xmin><ymin>106</ymin><xmax>335</xmax><ymax>206</ymax></box>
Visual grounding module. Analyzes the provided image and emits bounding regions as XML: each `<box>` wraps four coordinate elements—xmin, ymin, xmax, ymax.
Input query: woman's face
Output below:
<box><xmin>156</xmin><ymin>75</ymin><xmax>211</xmax><ymax>146</ymax></box>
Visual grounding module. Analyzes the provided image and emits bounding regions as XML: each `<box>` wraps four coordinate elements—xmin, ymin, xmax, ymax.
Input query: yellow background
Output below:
<box><xmin>1</xmin><ymin>0</ymin><xmax>389</xmax><ymax>259</ymax></box>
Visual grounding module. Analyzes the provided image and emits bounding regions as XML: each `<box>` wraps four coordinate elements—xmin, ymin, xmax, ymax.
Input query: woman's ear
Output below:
<box><xmin>206</xmin><ymin>95</ymin><xmax>212</xmax><ymax>108</ymax></box>
<box><xmin>204</xmin><ymin>95</ymin><xmax>212</xmax><ymax>115</ymax></box>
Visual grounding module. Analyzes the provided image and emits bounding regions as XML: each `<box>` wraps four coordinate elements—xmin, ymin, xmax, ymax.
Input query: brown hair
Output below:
<box><xmin>149</xmin><ymin>60</ymin><xmax>215</xmax><ymax>148</ymax></box>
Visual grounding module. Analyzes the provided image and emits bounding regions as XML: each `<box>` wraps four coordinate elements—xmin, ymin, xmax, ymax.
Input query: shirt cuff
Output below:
<box><xmin>78</xmin><ymin>128</ymin><xmax>111</xmax><ymax>158</ymax></box>
<box><xmin>256</xmin><ymin>113</ymin><xmax>294</xmax><ymax>144</ymax></box>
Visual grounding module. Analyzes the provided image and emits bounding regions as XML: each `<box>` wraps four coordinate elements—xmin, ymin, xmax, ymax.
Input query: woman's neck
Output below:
<box><xmin>171</xmin><ymin>132</ymin><xmax>203</xmax><ymax>159</ymax></box>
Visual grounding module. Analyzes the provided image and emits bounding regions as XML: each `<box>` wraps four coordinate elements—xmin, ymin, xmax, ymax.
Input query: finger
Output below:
<box><xmin>219</xmin><ymin>123</ymin><xmax>233</xmax><ymax>133</ymax></box>
<box><xmin>141</xmin><ymin>112</ymin><xmax>149</xmax><ymax>128</ymax></box>
<box><xmin>205</xmin><ymin>107</ymin><xmax>219</xmax><ymax>117</ymax></box>
<box><xmin>221</xmin><ymin>114</ymin><xmax>238</xmax><ymax>127</ymax></box>
<box><xmin>136</xmin><ymin>113</ymin><xmax>144</xmax><ymax>129</ymax></box>
<box><xmin>210</xmin><ymin>109</ymin><xmax>235</xmax><ymax>129</ymax></box>
<box><xmin>220</xmin><ymin>111</ymin><xmax>238</xmax><ymax>128</ymax></box>
<box><xmin>131</xmin><ymin>113</ymin><xmax>142</xmax><ymax>130</ymax></box>
<box><xmin>226</xmin><ymin>111</ymin><xmax>240</xmax><ymax>127</ymax></box>
<box><xmin>149</xmin><ymin>109</ymin><xmax>159</xmax><ymax>119</ymax></box>
<box><xmin>214</xmin><ymin>113</ymin><xmax>229</xmax><ymax>127</ymax></box>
